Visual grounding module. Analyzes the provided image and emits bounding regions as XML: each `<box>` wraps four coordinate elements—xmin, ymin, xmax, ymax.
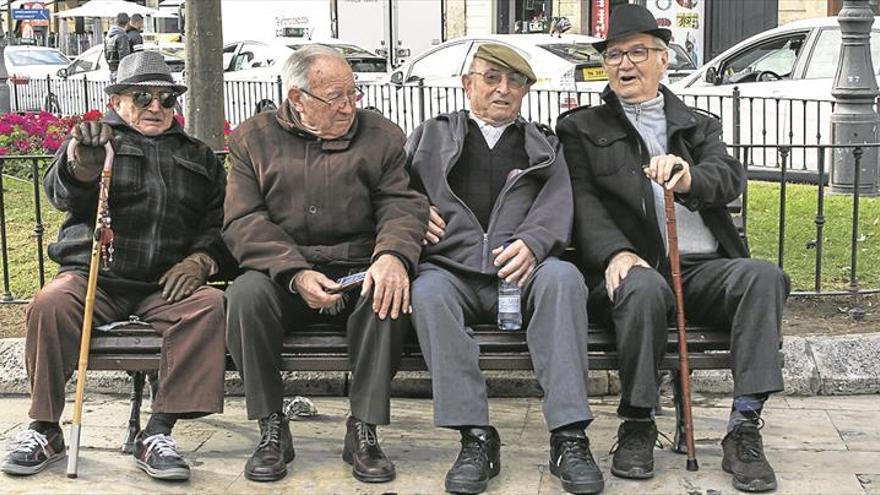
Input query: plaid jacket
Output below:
<box><xmin>44</xmin><ymin>110</ymin><xmax>228</xmax><ymax>292</ymax></box>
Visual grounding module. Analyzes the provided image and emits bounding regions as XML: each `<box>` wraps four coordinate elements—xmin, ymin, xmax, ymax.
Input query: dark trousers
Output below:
<box><xmin>589</xmin><ymin>254</ymin><xmax>790</xmax><ymax>412</ymax></box>
<box><xmin>26</xmin><ymin>271</ymin><xmax>227</xmax><ymax>423</ymax></box>
<box><xmin>225</xmin><ymin>270</ymin><xmax>407</xmax><ymax>424</ymax></box>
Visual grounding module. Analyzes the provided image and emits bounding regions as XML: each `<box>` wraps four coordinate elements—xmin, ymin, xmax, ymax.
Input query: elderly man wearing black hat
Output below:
<box><xmin>407</xmin><ymin>43</ymin><xmax>603</xmax><ymax>495</ymax></box>
<box><xmin>557</xmin><ymin>4</ymin><xmax>788</xmax><ymax>493</ymax></box>
<box><xmin>1</xmin><ymin>51</ymin><xmax>228</xmax><ymax>482</ymax></box>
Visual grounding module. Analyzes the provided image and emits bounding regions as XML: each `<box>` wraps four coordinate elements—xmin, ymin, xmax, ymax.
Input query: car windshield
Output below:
<box><xmin>669</xmin><ymin>43</ymin><xmax>697</xmax><ymax>71</ymax></box>
<box><xmin>806</xmin><ymin>28</ymin><xmax>880</xmax><ymax>79</ymax></box>
<box><xmin>539</xmin><ymin>43</ymin><xmax>600</xmax><ymax>64</ymax></box>
<box><xmin>287</xmin><ymin>43</ymin><xmax>378</xmax><ymax>59</ymax></box>
<box><xmin>7</xmin><ymin>50</ymin><xmax>69</xmax><ymax>66</ymax></box>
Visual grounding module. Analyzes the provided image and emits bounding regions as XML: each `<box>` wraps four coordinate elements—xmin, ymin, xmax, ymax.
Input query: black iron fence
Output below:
<box><xmin>9</xmin><ymin>76</ymin><xmax>852</xmax><ymax>175</ymax></box>
<box><xmin>1</xmin><ymin>144</ymin><xmax>877</xmax><ymax>314</ymax></box>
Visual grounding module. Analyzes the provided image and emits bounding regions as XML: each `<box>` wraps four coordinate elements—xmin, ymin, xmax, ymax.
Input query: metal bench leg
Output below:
<box><xmin>671</xmin><ymin>369</ymin><xmax>688</xmax><ymax>455</ymax></box>
<box><xmin>146</xmin><ymin>370</ymin><xmax>159</xmax><ymax>402</ymax></box>
<box><xmin>121</xmin><ymin>371</ymin><xmax>146</xmax><ymax>454</ymax></box>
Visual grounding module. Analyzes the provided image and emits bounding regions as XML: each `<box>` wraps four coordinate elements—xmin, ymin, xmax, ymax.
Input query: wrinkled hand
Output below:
<box><xmin>158</xmin><ymin>253</ymin><xmax>214</xmax><ymax>302</ymax></box>
<box><xmin>361</xmin><ymin>254</ymin><xmax>409</xmax><ymax>320</ymax></box>
<box><xmin>492</xmin><ymin>239</ymin><xmax>536</xmax><ymax>287</ymax></box>
<box><xmin>605</xmin><ymin>251</ymin><xmax>650</xmax><ymax>302</ymax></box>
<box><xmin>423</xmin><ymin>205</ymin><xmax>445</xmax><ymax>245</ymax></box>
<box><xmin>643</xmin><ymin>154</ymin><xmax>691</xmax><ymax>193</ymax></box>
<box><xmin>293</xmin><ymin>270</ymin><xmax>343</xmax><ymax>310</ymax></box>
<box><xmin>68</xmin><ymin>121</ymin><xmax>115</xmax><ymax>182</ymax></box>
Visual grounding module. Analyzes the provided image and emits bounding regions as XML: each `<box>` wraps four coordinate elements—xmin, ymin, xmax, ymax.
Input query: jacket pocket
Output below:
<box><xmin>110</xmin><ymin>144</ymin><xmax>145</xmax><ymax>193</ymax></box>
<box><xmin>172</xmin><ymin>155</ymin><xmax>213</xmax><ymax>212</ymax></box>
<box><xmin>584</xmin><ymin>130</ymin><xmax>630</xmax><ymax>177</ymax></box>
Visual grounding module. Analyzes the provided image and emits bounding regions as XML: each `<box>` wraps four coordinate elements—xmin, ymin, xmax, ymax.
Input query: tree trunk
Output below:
<box><xmin>184</xmin><ymin>0</ymin><xmax>224</xmax><ymax>151</ymax></box>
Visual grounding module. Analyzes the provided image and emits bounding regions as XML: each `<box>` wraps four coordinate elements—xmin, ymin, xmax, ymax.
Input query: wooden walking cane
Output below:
<box><xmin>67</xmin><ymin>141</ymin><xmax>116</xmax><ymax>479</ymax></box>
<box><xmin>664</xmin><ymin>163</ymin><xmax>699</xmax><ymax>472</ymax></box>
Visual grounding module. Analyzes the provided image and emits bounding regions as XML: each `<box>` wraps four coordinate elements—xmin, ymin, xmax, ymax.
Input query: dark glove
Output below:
<box><xmin>158</xmin><ymin>253</ymin><xmax>216</xmax><ymax>302</ymax></box>
<box><xmin>68</xmin><ymin>121</ymin><xmax>114</xmax><ymax>182</ymax></box>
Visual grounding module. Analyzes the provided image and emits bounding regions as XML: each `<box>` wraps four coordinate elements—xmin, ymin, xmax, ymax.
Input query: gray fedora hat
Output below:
<box><xmin>105</xmin><ymin>50</ymin><xmax>187</xmax><ymax>95</ymax></box>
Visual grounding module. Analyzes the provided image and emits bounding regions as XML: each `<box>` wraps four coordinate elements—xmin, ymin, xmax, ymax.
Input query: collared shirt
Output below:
<box><xmin>470</xmin><ymin>114</ymin><xmax>514</xmax><ymax>149</ymax></box>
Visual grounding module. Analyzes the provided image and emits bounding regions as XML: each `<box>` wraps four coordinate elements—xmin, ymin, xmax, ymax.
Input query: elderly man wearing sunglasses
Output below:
<box><xmin>406</xmin><ymin>43</ymin><xmax>601</xmax><ymax>495</ymax></box>
<box><xmin>2</xmin><ymin>51</ymin><xmax>229</xmax><ymax>482</ymax></box>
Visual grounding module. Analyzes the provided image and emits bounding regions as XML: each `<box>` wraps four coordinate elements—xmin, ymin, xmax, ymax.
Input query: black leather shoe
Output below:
<box><xmin>244</xmin><ymin>412</ymin><xmax>295</xmax><ymax>482</ymax></box>
<box><xmin>133</xmin><ymin>431</ymin><xmax>190</xmax><ymax>481</ymax></box>
<box><xmin>610</xmin><ymin>421</ymin><xmax>657</xmax><ymax>479</ymax></box>
<box><xmin>445</xmin><ymin>426</ymin><xmax>501</xmax><ymax>494</ymax></box>
<box><xmin>342</xmin><ymin>416</ymin><xmax>396</xmax><ymax>483</ymax></box>
<box><xmin>549</xmin><ymin>430</ymin><xmax>605</xmax><ymax>494</ymax></box>
<box><xmin>722</xmin><ymin>420</ymin><xmax>777</xmax><ymax>492</ymax></box>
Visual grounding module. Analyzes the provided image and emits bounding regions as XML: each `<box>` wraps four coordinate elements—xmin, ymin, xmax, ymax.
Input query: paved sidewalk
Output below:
<box><xmin>1</xmin><ymin>394</ymin><xmax>878</xmax><ymax>494</ymax></box>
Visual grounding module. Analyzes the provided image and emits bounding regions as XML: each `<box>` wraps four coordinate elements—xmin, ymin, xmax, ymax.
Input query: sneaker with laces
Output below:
<box><xmin>549</xmin><ymin>430</ymin><xmax>605</xmax><ymax>494</ymax></box>
<box><xmin>1</xmin><ymin>428</ymin><xmax>65</xmax><ymax>476</ymax></box>
<box><xmin>722</xmin><ymin>420</ymin><xmax>777</xmax><ymax>492</ymax></box>
<box><xmin>133</xmin><ymin>431</ymin><xmax>190</xmax><ymax>481</ymax></box>
<box><xmin>244</xmin><ymin>412</ymin><xmax>295</xmax><ymax>482</ymax></box>
<box><xmin>610</xmin><ymin>421</ymin><xmax>657</xmax><ymax>479</ymax></box>
<box><xmin>342</xmin><ymin>416</ymin><xmax>395</xmax><ymax>483</ymax></box>
<box><xmin>445</xmin><ymin>426</ymin><xmax>501</xmax><ymax>494</ymax></box>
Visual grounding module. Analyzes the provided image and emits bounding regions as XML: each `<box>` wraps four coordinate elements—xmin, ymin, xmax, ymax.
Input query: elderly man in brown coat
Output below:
<box><xmin>223</xmin><ymin>45</ymin><xmax>427</xmax><ymax>484</ymax></box>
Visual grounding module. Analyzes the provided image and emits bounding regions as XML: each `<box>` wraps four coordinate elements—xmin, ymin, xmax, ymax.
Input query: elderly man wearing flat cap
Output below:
<box><xmin>557</xmin><ymin>4</ymin><xmax>789</xmax><ymax>492</ymax></box>
<box><xmin>1</xmin><ymin>51</ymin><xmax>228</xmax><ymax>482</ymax></box>
<box><xmin>407</xmin><ymin>43</ymin><xmax>602</xmax><ymax>495</ymax></box>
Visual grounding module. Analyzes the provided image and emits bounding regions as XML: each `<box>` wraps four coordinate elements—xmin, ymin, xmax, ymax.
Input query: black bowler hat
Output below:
<box><xmin>592</xmin><ymin>4</ymin><xmax>672</xmax><ymax>53</ymax></box>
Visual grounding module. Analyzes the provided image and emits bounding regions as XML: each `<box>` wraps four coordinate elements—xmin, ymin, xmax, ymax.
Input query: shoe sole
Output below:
<box><xmin>342</xmin><ymin>449</ymin><xmax>396</xmax><ymax>483</ymax></box>
<box><xmin>722</xmin><ymin>459</ymin><xmax>777</xmax><ymax>492</ymax></box>
<box><xmin>444</xmin><ymin>460</ymin><xmax>501</xmax><ymax>494</ymax></box>
<box><xmin>610</xmin><ymin>465</ymin><xmax>654</xmax><ymax>480</ymax></box>
<box><xmin>548</xmin><ymin>462</ymin><xmax>605</xmax><ymax>494</ymax></box>
<box><xmin>1</xmin><ymin>452</ymin><xmax>65</xmax><ymax>476</ymax></box>
<box><xmin>135</xmin><ymin>459</ymin><xmax>190</xmax><ymax>481</ymax></box>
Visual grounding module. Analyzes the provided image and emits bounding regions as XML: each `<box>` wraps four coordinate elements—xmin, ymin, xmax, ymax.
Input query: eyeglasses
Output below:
<box><xmin>299</xmin><ymin>86</ymin><xmax>363</xmax><ymax>109</ymax></box>
<box><xmin>602</xmin><ymin>46</ymin><xmax>667</xmax><ymax>67</ymax></box>
<box><xmin>469</xmin><ymin>69</ymin><xmax>530</xmax><ymax>89</ymax></box>
<box><xmin>126</xmin><ymin>89</ymin><xmax>179</xmax><ymax>109</ymax></box>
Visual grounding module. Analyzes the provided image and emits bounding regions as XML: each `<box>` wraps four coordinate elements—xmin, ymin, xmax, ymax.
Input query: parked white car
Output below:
<box><xmin>223</xmin><ymin>38</ymin><xmax>389</xmax><ymax>83</ymax></box>
<box><xmin>57</xmin><ymin>43</ymin><xmax>186</xmax><ymax>82</ymax></box>
<box><xmin>3</xmin><ymin>46</ymin><xmax>70</xmax><ymax>83</ymax></box>
<box><xmin>670</xmin><ymin>16</ymin><xmax>880</xmax><ymax>170</ymax></box>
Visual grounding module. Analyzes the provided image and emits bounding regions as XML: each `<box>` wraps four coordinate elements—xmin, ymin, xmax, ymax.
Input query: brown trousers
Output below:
<box><xmin>26</xmin><ymin>271</ymin><xmax>226</xmax><ymax>423</ymax></box>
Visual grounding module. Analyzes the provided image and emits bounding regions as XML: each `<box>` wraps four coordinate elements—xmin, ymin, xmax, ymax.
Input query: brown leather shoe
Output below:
<box><xmin>342</xmin><ymin>416</ymin><xmax>396</xmax><ymax>483</ymax></box>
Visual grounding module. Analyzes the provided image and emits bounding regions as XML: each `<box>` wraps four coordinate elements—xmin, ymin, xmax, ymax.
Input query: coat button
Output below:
<box><xmin>599</xmin><ymin>138</ymin><xmax>607</xmax><ymax>144</ymax></box>
<box><xmin>308</xmin><ymin>205</ymin><xmax>318</xmax><ymax>214</ymax></box>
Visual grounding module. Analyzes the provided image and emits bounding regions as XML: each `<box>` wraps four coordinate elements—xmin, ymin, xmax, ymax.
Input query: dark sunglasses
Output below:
<box><xmin>127</xmin><ymin>90</ymin><xmax>179</xmax><ymax>109</ymax></box>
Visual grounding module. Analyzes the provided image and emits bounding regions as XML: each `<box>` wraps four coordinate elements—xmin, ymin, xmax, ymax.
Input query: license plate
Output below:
<box><xmin>581</xmin><ymin>67</ymin><xmax>607</xmax><ymax>81</ymax></box>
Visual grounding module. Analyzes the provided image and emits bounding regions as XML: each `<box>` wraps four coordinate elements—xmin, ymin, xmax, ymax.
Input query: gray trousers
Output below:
<box><xmin>589</xmin><ymin>254</ymin><xmax>790</xmax><ymax>412</ymax></box>
<box><xmin>225</xmin><ymin>270</ymin><xmax>407</xmax><ymax>424</ymax></box>
<box><xmin>411</xmin><ymin>259</ymin><xmax>592</xmax><ymax>431</ymax></box>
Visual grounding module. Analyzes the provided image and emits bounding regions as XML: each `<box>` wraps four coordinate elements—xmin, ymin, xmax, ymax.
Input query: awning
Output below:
<box><xmin>53</xmin><ymin>0</ymin><xmax>177</xmax><ymax>19</ymax></box>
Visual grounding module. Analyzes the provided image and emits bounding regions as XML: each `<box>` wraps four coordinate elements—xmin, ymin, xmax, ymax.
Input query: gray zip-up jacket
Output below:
<box><xmin>406</xmin><ymin>110</ymin><xmax>573</xmax><ymax>276</ymax></box>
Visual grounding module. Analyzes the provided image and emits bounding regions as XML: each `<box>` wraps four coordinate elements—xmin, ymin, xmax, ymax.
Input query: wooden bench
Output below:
<box><xmin>87</xmin><ymin>197</ymin><xmax>779</xmax><ymax>457</ymax></box>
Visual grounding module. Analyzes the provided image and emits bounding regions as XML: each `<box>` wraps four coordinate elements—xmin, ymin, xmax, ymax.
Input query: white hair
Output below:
<box><xmin>281</xmin><ymin>44</ymin><xmax>347</xmax><ymax>93</ymax></box>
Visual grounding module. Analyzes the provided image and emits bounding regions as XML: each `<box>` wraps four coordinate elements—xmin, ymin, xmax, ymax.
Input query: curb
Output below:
<box><xmin>2</xmin><ymin>334</ymin><xmax>880</xmax><ymax>397</ymax></box>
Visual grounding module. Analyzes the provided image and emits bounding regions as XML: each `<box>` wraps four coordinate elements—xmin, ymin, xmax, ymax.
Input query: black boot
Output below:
<box><xmin>342</xmin><ymin>416</ymin><xmax>396</xmax><ymax>483</ymax></box>
<box><xmin>722</xmin><ymin>420</ymin><xmax>777</xmax><ymax>492</ymax></box>
<box><xmin>610</xmin><ymin>421</ymin><xmax>657</xmax><ymax>479</ymax></box>
<box><xmin>445</xmin><ymin>426</ymin><xmax>501</xmax><ymax>494</ymax></box>
<box><xmin>244</xmin><ymin>412</ymin><xmax>295</xmax><ymax>482</ymax></box>
<box><xmin>549</xmin><ymin>429</ymin><xmax>604</xmax><ymax>494</ymax></box>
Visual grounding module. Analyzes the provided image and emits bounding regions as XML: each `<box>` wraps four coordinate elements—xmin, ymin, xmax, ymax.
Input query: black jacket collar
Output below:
<box><xmin>600</xmin><ymin>84</ymin><xmax>698</xmax><ymax>137</ymax></box>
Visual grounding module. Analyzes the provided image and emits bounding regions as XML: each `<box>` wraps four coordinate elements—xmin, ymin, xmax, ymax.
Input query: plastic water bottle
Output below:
<box><xmin>497</xmin><ymin>243</ymin><xmax>522</xmax><ymax>331</ymax></box>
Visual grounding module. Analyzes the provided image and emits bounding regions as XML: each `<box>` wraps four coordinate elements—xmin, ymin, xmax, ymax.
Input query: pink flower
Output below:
<box><xmin>82</xmin><ymin>109</ymin><xmax>103</xmax><ymax>122</ymax></box>
<box><xmin>0</xmin><ymin>147</ymin><xmax>8</xmax><ymax>156</ymax></box>
<box><xmin>0</xmin><ymin>123</ymin><xmax>12</xmax><ymax>135</ymax></box>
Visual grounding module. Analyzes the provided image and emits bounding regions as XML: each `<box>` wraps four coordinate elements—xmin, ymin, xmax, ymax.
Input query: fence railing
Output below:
<box><xmin>10</xmin><ymin>76</ymin><xmax>856</xmax><ymax>175</ymax></box>
<box><xmin>1</xmin><ymin>143</ymin><xmax>877</xmax><ymax>315</ymax></box>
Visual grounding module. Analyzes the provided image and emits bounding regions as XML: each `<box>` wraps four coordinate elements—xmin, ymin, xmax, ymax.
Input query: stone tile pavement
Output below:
<box><xmin>1</xmin><ymin>393</ymin><xmax>878</xmax><ymax>494</ymax></box>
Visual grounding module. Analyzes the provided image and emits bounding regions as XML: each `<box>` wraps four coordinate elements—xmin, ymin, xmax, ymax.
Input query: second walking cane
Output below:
<box><xmin>66</xmin><ymin>141</ymin><xmax>116</xmax><ymax>479</ymax></box>
<box><xmin>665</xmin><ymin>164</ymin><xmax>699</xmax><ymax>472</ymax></box>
